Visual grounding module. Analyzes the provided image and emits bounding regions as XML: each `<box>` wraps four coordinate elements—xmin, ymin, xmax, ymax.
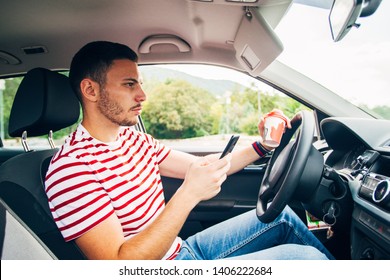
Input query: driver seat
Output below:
<box><xmin>0</xmin><ymin>68</ymin><xmax>85</xmax><ymax>259</ymax></box>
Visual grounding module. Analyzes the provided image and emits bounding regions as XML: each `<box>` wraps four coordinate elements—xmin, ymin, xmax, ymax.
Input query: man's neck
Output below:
<box><xmin>81</xmin><ymin>118</ymin><xmax>120</xmax><ymax>143</ymax></box>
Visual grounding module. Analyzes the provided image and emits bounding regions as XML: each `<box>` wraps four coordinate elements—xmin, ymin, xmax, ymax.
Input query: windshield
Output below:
<box><xmin>275</xmin><ymin>1</ymin><xmax>390</xmax><ymax>120</ymax></box>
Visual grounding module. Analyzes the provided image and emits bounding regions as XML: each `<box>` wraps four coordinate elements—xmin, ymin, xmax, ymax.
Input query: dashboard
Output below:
<box><xmin>320</xmin><ymin>117</ymin><xmax>390</xmax><ymax>259</ymax></box>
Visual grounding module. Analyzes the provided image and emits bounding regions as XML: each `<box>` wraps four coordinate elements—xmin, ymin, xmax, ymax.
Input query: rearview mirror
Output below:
<box><xmin>328</xmin><ymin>0</ymin><xmax>363</xmax><ymax>42</ymax></box>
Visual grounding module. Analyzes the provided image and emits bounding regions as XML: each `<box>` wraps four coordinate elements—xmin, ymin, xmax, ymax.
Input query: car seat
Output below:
<box><xmin>0</xmin><ymin>68</ymin><xmax>85</xmax><ymax>259</ymax></box>
<box><xmin>0</xmin><ymin>198</ymin><xmax>56</xmax><ymax>259</ymax></box>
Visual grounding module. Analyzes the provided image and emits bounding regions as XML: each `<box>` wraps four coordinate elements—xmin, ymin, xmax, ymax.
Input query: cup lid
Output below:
<box><xmin>264</xmin><ymin>109</ymin><xmax>289</xmax><ymax>124</ymax></box>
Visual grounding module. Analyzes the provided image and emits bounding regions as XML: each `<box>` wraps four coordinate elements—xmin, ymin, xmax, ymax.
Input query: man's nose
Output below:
<box><xmin>136</xmin><ymin>87</ymin><xmax>147</xmax><ymax>102</ymax></box>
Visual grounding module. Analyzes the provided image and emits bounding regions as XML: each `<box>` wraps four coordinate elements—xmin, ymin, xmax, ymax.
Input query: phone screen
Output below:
<box><xmin>219</xmin><ymin>135</ymin><xmax>240</xmax><ymax>159</ymax></box>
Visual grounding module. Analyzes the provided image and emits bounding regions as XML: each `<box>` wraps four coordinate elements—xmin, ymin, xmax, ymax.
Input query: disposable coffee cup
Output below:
<box><xmin>262</xmin><ymin>110</ymin><xmax>288</xmax><ymax>148</ymax></box>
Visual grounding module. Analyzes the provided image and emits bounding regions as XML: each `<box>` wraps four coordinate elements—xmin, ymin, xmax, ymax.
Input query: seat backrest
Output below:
<box><xmin>0</xmin><ymin>198</ymin><xmax>56</xmax><ymax>260</ymax></box>
<box><xmin>0</xmin><ymin>68</ymin><xmax>84</xmax><ymax>259</ymax></box>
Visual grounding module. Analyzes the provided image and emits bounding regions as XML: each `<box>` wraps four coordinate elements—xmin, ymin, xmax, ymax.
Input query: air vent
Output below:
<box><xmin>22</xmin><ymin>46</ymin><xmax>48</xmax><ymax>55</ymax></box>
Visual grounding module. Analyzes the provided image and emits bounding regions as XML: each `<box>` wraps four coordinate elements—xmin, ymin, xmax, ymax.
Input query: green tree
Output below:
<box><xmin>372</xmin><ymin>106</ymin><xmax>390</xmax><ymax>120</ymax></box>
<box><xmin>2</xmin><ymin>77</ymin><xmax>22</xmax><ymax>138</ymax></box>
<box><xmin>360</xmin><ymin>104</ymin><xmax>390</xmax><ymax>120</ymax></box>
<box><xmin>142</xmin><ymin>79</ymin><xmax>216</xmax><ymax>139</ymax></box>
<box><xmin>224</xmin><ymin>86</ymin><xmax>310</xmax><ymax>135</ymax></box>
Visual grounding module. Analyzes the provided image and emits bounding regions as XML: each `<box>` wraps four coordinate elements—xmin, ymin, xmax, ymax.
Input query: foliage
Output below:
<box><xmin>372</xmin><ymin>106</ymin><xmax>390</xmax><ymax>119</ymax></box>
<box><xmin>2</xmin><ymin>77</ymin><xmax>22</xmax><ymax>138</ymax></box>
<box><xmin>142</xmin><ymin>78</ymin><xmax>312</xmax><ymax>138</ymax></box>
<box><xmin>360</xmin><ymin>104</ymin><xmax>390</xmax><ymax>120</ymax></box>
<box><xmin>142</xmin><ymin>79</ymin><xmax>216</xmax><ymax>139</ymax></box>
<box><xmin>226</xmin><ymin>84</ymin><xmax>309</xmax><ymax>135</ymax></box>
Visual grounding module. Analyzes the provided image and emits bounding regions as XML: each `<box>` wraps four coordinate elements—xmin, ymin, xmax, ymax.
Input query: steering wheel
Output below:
<box><xmin>256</xmin><ymin>110</ymin><xmax>319</xmax><ymax>223</ymax></box>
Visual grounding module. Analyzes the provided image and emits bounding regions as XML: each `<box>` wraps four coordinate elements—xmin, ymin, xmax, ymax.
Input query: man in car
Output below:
<box><xmin>44</xmin><ymin>41</ymin><xmax>334</xmax><ymax>260</ymax></box>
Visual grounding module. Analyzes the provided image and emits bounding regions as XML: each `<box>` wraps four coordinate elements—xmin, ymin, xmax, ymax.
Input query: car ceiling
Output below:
<box><xmin>0</xmin><ymin>0</ymin><xmax>292</xmax><ymax>78</ymax></box>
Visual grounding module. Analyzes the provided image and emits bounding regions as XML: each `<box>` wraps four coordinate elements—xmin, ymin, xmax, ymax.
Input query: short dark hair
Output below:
<box><xmin>69</xmin><ymin>41</ymin><xmax>138</xmax><ymax>100</ymax></box>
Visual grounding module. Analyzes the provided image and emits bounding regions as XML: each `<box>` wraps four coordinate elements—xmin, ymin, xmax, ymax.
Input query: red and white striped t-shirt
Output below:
<box><xmin>45</xmin><ymin>124</ymin><xmax>182</xmax><ymax>260</ymax></box>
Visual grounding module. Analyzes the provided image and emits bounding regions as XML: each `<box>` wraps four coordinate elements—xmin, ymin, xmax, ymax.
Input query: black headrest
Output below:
<box><xmin>8</xmin><ymin>68</ymin><xmax>80</xmax><ymax>137</ymax></box>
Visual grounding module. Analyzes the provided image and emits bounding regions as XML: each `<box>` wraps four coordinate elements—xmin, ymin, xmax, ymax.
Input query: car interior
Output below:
<box><xmin>0</xmin><ymin>68</ymin><xmax>84</xmax><ymax>259</ymax></box>
<box><xmin>0</xmin><ymin>0</ymin><xmax>389</xmax><ymax>261</ymax></box>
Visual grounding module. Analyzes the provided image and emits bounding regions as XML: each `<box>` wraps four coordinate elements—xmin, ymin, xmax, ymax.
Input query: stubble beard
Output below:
<box><xmin>98</xmin><ymin>88</ymin><xmax>138</xmax><ymax>127</ymax></box>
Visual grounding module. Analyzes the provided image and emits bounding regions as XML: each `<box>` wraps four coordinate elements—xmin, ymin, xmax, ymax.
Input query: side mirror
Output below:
<box><xmin>328</xmin><ymin>0</ymin><xmax>363</xmax><ymax>42</ymax></box>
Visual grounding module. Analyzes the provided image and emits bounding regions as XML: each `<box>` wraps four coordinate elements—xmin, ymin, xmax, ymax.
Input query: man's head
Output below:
<box><xmin>69</xmin><ymin>41</ymin><xmax>146</xmax><ymax>131</ymax></box>
<box><xmin>69</xmin><ymin>41</ymin><xmax>138</xmax><ymax>101</ymax></box>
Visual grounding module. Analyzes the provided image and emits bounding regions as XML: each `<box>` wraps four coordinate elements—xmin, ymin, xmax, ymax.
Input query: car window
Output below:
<box><xmin>139</xmin><ymin>64</ymin><xmax>309</xmax><ymax>151</ymax></box>
<box><xmin>0</xmin><ymin>65</ymin><xmax>309</xmax><ymax>150</ymax></box>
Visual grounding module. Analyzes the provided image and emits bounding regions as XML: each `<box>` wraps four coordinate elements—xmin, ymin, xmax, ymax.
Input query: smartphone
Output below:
<box><xmin>219</xmin><ymin>135</ymin><xmax>240</xmax><ymax>159</ymax></box>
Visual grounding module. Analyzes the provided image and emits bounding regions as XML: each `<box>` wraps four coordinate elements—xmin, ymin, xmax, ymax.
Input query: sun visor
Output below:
<box><xmin>234</xmin><ymin>8</ymin><xmax>283</xmax><ymax>76</ymax></box>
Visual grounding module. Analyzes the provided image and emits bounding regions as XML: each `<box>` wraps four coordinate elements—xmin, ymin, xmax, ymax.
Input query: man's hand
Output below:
<box><xmin>257</xmin><ymin>109</ymin><xmax>292</xmax><ymax>151</ymax></box>
<box><xmin>180</xmin><ymin>153</ymin><xmax>231</xmax><ymax>203</ymax></box>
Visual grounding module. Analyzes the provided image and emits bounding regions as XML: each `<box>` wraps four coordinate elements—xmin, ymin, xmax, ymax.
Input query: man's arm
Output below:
<box><xmin>75</xmin><ymin>154</ymin><xmax>231</xmax><ymax>260</ymax></box>
<box><xmin>158</xmin><ymin>149</ymin><xmax>197</xmax><ymax>179</ymax></box>
<box><xmin>159</xmin><ymin>144</ymin><xmax>262</xmax><ymax>180</ymax></box>
<box><xmin>75</xmin><ymin>186</ymin><xmax>195</xmax><ymax>259</ymax></box>
<box><xmin>229</xmin><ymin>145</ymin><xmax>262</xmax><ymax>174</ymax></box>
<box><xmin>159</xmin><ymin>112</ymin><xmax>286</xmax><ymax>179</ymax></box>
<box><xmin>224</xmin><ymin>110</ymin><xmax>291</xmax><ymax>174</ymax></box>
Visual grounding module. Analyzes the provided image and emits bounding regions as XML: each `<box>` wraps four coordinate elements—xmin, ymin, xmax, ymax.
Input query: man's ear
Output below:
<box><xmin>80</xmin><ymin>78</ymin><xmax>99</xmax><ymax>102</ymax></box>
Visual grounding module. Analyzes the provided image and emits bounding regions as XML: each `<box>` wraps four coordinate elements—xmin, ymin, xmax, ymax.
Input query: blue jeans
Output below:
<box><xmin>175</xmin><ymin>206</ymin><xmax>334</xmax><ymax>260</ymax></box>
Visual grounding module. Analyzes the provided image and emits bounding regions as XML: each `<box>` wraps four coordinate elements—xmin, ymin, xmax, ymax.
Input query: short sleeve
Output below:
<box><xmin>45</xmin><ymin>155</ymin><xmax>115</xmax><ymax>241</ymax></box>
<box><xmin>143</xmin><ymin>133</ymin><xmax>171</xmax><ymax>164</ymax></box>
